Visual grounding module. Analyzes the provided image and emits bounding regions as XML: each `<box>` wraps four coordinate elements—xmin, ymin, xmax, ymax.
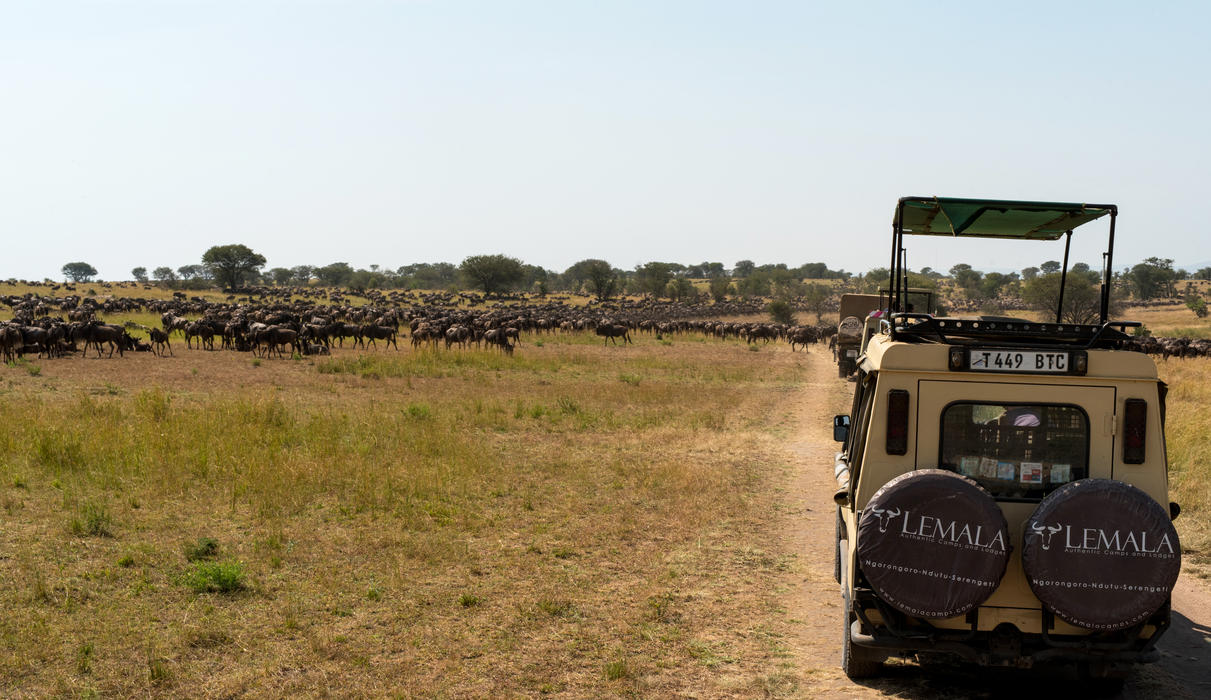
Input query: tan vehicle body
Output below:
<box><xmin>839</xmin><ymin>334</ymin><xmax>1169</xmax><ymax>640</ymax></box>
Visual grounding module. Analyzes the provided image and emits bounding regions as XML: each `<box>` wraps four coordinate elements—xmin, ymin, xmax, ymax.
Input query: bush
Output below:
<box><xmin>768</xmin><ymin>300</ymin><xmax>796</xmax><ymax>325</ymax></box>
<box><xmin>1185</xmin><ymin>295</ymin><xmax>1208</xmax><ymax>318</ymax></box>
<box><xmin>184</xmin><ymin>537</ymin><xmax>220</xmax><ymax>561</ymax></box>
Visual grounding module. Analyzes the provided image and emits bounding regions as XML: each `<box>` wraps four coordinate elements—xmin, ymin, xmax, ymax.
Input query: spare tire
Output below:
<box><xmin>857</xmin><ymin>469</ymin><xmax>1010</xmax><ymax>619</ymax></box>
<box><xmin>1022</xmin><ymin>479</ymin><xmax>1180</xmax><ymax>631</ymax></box>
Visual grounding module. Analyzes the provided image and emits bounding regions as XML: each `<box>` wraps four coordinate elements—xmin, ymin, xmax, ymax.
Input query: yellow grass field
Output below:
<box><xmin>0</xmin><ymin>332</ymin><xmax>830</xmax><ymax>697</ymax></box>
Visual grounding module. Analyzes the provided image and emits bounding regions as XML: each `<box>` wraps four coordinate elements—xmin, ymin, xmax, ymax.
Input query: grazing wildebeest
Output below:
<box><xmin>0</xmin><ymin>325</ymin><xmax>22</xmax><ymax>363</ymax></box>
<box><xmin>184</xmin><ymin>321</ymin><xmax>217</xmax><ymax>350</ymax></box>
<box><xmin>80</xmin><ymin>321</ymin><xmax>126</xmax><ymax>358</ymax></box>
<box><xmin>248</xmin><ymin>325</ymin><xmax>299</xmax><ymax>358</ymax></box>
<box><xmin>148</xmin><ymin>327</ymin><xmax>173</xmax><ymax>356</ymax></box>
<box><xmin>360</xmin><ymin>324</ymin><xmax>398</xmax><ymax>350</ymax></box>
<box><xmin>595</xmin><ymin>324</ymin><xmax>632</xmax><ymax>346</ymax></box>
<box><xmin>483</xmin><ymin>328</ymin><xmax>514</xmax><ymax>355</ymax></box>
<box><xmin>302</xmin><ymin>343</ymin><xmax>330</xmax><ymax>356</ymax></box>
<box><xmin>444</xmin><ymin>325</ymin><xmax>471</xmax><ymax>350</ymax></box>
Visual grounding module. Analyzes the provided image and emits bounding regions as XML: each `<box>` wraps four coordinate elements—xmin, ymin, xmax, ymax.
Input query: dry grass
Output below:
<box><xmin>1158</xmin><ymin>358</ymin><xmax>1211</xmax><ymax>574</ymax></box>
<box><xmin>0</xmin><ymin>332</ymin><xmax>823</xmax><ymax>697</ymax></box>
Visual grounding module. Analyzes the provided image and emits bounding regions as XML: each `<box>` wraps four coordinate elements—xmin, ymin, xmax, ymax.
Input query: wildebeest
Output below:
<box><xmin>80</xmin><ymin>321</ymin><xmax>127</xmax><ymax>358</ymax></box>
<box><xmin>360</xmin><ymin>324</ymin><xmax>398</xmax><ymax>350</ymax></box>
<box><xmin>482</xmin><ymin>328</ymin><xmax>514</xmax><ymax>355</ymax></box>
<box><xmin>0</xmin><ymin>325</ymin><xmax>22</xmax><ymax>363</ymax></box>
<box><xmin>595</xmin><ymin>324</ymin><xmax>632</xmax><ymax>346</ymax></box>
<box><xmin>148</xmin><ymin>327</ymin><xmax>173</xmax><ymax>356</ymax></box>
<box><xmin>184</xmin><ymin>321</ymin><xmax>217</xmax><ymax>350</ymax></box>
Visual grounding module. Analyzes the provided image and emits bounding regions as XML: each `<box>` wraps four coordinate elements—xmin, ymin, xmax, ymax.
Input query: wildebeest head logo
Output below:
<box><xmin>868</xmin><ymin>506</ymin><xmax>902</xmax><ymax>533</ymax></box>
<box><xmin>1029</xmin><ymin>522</ymin><xmax>1064</xmax><ymax>550</ymax></box>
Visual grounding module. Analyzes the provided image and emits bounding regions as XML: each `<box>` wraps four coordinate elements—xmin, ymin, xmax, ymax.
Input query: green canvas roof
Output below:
<box><xmin>894</xmin><ymin>197</ymin><xmax>1113</xmax><ymax>240</ymax></box>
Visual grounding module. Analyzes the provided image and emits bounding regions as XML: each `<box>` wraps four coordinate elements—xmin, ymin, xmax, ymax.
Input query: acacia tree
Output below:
<box><xmin>201</xmin><ymin>244</ymin><xmax>266</xmax><ymax>290</ymax></box>
<box><xmin>565</xmin><ymin>259</ymin><xmax>619</xmax><ymax>300</ymax></box>
<box><xmin>153</xmin><ymin>266</ymin><xmax>177</xmax><ymax>285</ymax></box>
<box><xmin>131</xmin><ymin>266</ymin><xmax>148</xmax><ymax>282</ymax></box>
<box><xmin>459</xmin><ymin>254</ymin><xmax>525</xmax><ymax>295</ymax></box>
<box><xmin>62</xmin><ymin>262</ymin><xmax>98</xmax><ymax>282</ymax></box>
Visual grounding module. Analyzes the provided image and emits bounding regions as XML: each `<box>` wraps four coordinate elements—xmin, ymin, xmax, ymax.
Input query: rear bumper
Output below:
<box><xmin>849</xmin><ymin>591</ymin><xmax>1169</xmax><ymax>667</ymax></box>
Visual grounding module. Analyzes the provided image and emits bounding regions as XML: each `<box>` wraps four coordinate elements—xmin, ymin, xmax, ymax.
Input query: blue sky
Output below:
<box><xmin>3</xmin><ymin>1</ymin><xmax>1209</xmax><ymax>281</ymax></box>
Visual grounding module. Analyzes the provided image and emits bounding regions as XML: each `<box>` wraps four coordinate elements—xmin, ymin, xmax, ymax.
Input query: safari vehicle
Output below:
<box><xmin>837</xmin><ymin>288</ymin><xmax>937</xmax><ymax>378</ymax></box>
<box><xmin>831</xmin><ymin>198</ymin><xmax>1181</xmax><ymax>686</ymax></box>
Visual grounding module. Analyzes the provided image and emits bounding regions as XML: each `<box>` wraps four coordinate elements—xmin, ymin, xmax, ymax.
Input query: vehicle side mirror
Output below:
<box><xmin>833</xmin><ymin>414</ymin><xmax>850</xmax><ymax>443</ymax></box>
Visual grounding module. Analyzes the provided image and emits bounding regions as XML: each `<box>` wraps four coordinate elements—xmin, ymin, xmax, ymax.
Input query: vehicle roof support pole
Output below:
<box><xmin>891</xmin><ymin>201</ymin><xmax>905</xmax><ymax>313</ymax></box>
<box><xmin>1056</xmin><ymin>230</ymin><xmax>1073</xmax><ymax>324</ymax></box>
<box><xmin>1100</xmin><ymin>209</ymin><xmax>1117</xmax><ymax>324</ymax></box>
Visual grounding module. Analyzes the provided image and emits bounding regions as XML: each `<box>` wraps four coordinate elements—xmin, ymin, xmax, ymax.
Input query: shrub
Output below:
<box><xmin>1186</xmin><ymin>295</ymin><xmax>1208</xmax><ymax>318</ymax></box>
<box><xmin>184</xmin><ymin>537</ymin><xmax>220</xmax><ymax>562</ymax></box>
<box><xmin>768</xmin><ymin>300</ymin><xmax>796</xmax><ymax>325</ymax></box>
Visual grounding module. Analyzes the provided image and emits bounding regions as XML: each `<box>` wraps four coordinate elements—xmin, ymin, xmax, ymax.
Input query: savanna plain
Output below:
<box><xmin>2</xmin><ymin>294</ymin><xmax>1210</xmax><ymax>698</ymax></box>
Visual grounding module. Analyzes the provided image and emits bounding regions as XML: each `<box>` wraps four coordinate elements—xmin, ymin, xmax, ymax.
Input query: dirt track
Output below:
<box><xmin>778</xmin><ymin>350</ymin><xmax>1211</xmax><ymax>698</ymax></box>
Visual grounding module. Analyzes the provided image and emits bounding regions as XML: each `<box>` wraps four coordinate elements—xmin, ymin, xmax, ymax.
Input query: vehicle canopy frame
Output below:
<box><xmin>887</xmin><ymin>197</ymin><xmax>1127</xmax><ymax>344</ymax></box>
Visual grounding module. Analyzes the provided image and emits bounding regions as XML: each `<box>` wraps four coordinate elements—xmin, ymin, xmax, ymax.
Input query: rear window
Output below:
<box><xmin>938</xmin><ymin>402</ymin><xmax>1088</xmax><ymax>500</ymax></box>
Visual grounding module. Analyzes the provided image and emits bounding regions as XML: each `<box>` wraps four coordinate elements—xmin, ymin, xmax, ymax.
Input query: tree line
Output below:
<box><xmin>59</xmin><ymin>248</ymin><xmax>1208</xmax><ymax>313</ymax></box>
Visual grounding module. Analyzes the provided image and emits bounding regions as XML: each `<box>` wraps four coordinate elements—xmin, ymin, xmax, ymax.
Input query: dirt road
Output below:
<box><xmin>779</xmin><ymin>350</ymin><xmax>1211</xmax><ymax>698</ymax></box>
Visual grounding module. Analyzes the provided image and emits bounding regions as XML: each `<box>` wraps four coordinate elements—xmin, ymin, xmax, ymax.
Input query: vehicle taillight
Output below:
<box><xmin>886</xmin><ymin>389</ymin><xmax>910</xmax><ymax>455</ymax></box>
<box><xmin>1123</xmin><ymin>399</ymin><xmax>1147</xmax><ymax>464</ymax></box>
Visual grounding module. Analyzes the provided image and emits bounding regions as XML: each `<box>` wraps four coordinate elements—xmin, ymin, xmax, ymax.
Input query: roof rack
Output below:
<box><xmin>888</xmin><ymin>313</ymin><xmax>1139</xmax><ymax>349</ymax></box>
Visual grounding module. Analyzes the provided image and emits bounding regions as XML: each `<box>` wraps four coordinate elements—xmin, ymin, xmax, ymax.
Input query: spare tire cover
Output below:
<box><xmin>1022</xmin><ymin>479</ymin><xmax>1180</xmax><ymax>631</ymax></box>
<box><xmin>857</xmin><ymin>469</ymin><xmax>1010</xmax><ymax>618</ymax></box>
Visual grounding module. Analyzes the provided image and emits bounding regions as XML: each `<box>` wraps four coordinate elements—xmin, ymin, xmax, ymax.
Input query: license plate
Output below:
<box><xmin>846</xmin><ymin>349</ymin><xmax>858</xmax><ymax>358</ymax></box>
<box><xmin>968</xmin><ymin>349</ymin><xmax>1069</xmax><ymax>373</ymax></box>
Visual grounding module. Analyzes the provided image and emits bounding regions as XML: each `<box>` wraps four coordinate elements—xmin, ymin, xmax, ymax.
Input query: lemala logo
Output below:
<box><xmin>867</xmin><ymin>506</ymin><xmax>901</xmax><ymax>533</ymax></box>
<box><xmin>896</xmin><ymin>511</ymin><xmax>1007</xmax><ymax>552</ymax></box>
<box><xmin>1028</xmin><ymin>521</ymin><xmax>1175</xmax><ymax>556</ymax></box>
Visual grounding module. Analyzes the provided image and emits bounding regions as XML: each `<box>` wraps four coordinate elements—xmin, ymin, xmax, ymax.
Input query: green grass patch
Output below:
<box><xmin>184</xmin><ymin>560</ymin><xmax>247</xmax><ymax>594</ymax></box>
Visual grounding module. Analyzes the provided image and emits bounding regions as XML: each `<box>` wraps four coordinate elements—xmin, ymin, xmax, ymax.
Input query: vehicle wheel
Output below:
<box><xmin>841</xmin><ymin>599</ymin><xmax>883</xmax><ymax>679</ymax></box>
<box><xmin>1078</xmin><ymin>662</ymin><xmax>1127</xmax><ymax>698</ymax></box>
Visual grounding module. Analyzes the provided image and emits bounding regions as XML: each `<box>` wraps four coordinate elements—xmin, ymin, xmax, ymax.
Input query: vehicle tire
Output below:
<box><xmin>1022</xmin><ymin>479</ymin><xmax>1180</xmax><ymax>631</ymax></box>
<box><xmin>856</xmin><ymin>470</ymin><xmax>1010</xmax><ymax>619</ymax></box>
<box><xmin>841</xmin><ymin>597</ymin><xmax>883</xmax><ymax>679</ymax></box>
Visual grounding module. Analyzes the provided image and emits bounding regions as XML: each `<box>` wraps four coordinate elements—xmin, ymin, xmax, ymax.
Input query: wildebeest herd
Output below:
<box><xmin>0</xmin><ymin>288</ymin><xmax>836</xmax><ymax>364</ymax></box>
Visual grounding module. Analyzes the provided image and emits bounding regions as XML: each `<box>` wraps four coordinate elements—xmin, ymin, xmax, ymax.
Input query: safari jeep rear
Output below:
<box><xmin>831</xmin><ymin>198</ymin><xmax>1181</xmax><ymax>685</ymax></box>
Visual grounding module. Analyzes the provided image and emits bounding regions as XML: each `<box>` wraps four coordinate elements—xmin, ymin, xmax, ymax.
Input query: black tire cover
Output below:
<box><xmin>1022</xmin><ymin>479</ymin><xmax>1180</xmax><ymax>631</ymax></box>
<box><xmin>857</xmin><ymin>469</ymin><xmax>1010</xmax><ymax>618</ymax></box>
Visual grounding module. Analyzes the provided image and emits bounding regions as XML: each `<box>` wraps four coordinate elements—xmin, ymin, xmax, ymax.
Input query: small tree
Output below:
<box><xmin>131</xmin><ymin>266</ymin><xmax>149</xmax><ymax>282</ymax></box>
<box><xmin>1021</xmin><ymin>272</ymin><xmax>1107</xmax><ymax>324</ymax></box>
<box><xmin>708</xmin><ymin>276</ymin><xmax>732</xmax><ymax>303</ymax></box>
<box><xmin>177</xmin><ymin>264</ymin><xmax>206</xmax><ymax>281</ymax></box>
<box><xmin>315</xmin><ymin>262</ymin><xmax>354</xmax><ymax>287</ymax></box>
<box><xmin>566</xmin><ymin>259</ymin><xmax>619</xmax><ymax>301</ymax></box>
<box><xmin>268</xmin><ymin>267</ymin><xmax>294</xmax><ymax>286</ymax></box>
<box><xmin>152</xmin><ymin>266</ymin><xmax>178</xmax><ymax>286</ymax></box>
<box><xmin>768</xmin><ymin>299</ymin><xmax>796</xmax><ymax>325</ymax></box>
<box><xmin>802</xmin><ymin>282</ymin><xmax>831</xmax><ymax>323</ymax></box>
<box><xmin>201</xmin><ymin>244</ymin><xmax>266</xmax><ymax>290</ymax></box>
<box><xmin>636</xmin><ymin>262</ymin><xmax>675</xmax><ymax>298</ymax></box>
<box><xmin>459</xmin><ymin>254</ymin><xmax>525</xmax><ymax>295</ymax></box>
<box><xmin>62</xmin><ymin>262</ymin><xmax>98</xmax><ymax>283</ymax></box>
<box><xmin>1186</xmin><ymin>295</ymin><xmax>1208</xmax><ymax>319</ymax></box>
